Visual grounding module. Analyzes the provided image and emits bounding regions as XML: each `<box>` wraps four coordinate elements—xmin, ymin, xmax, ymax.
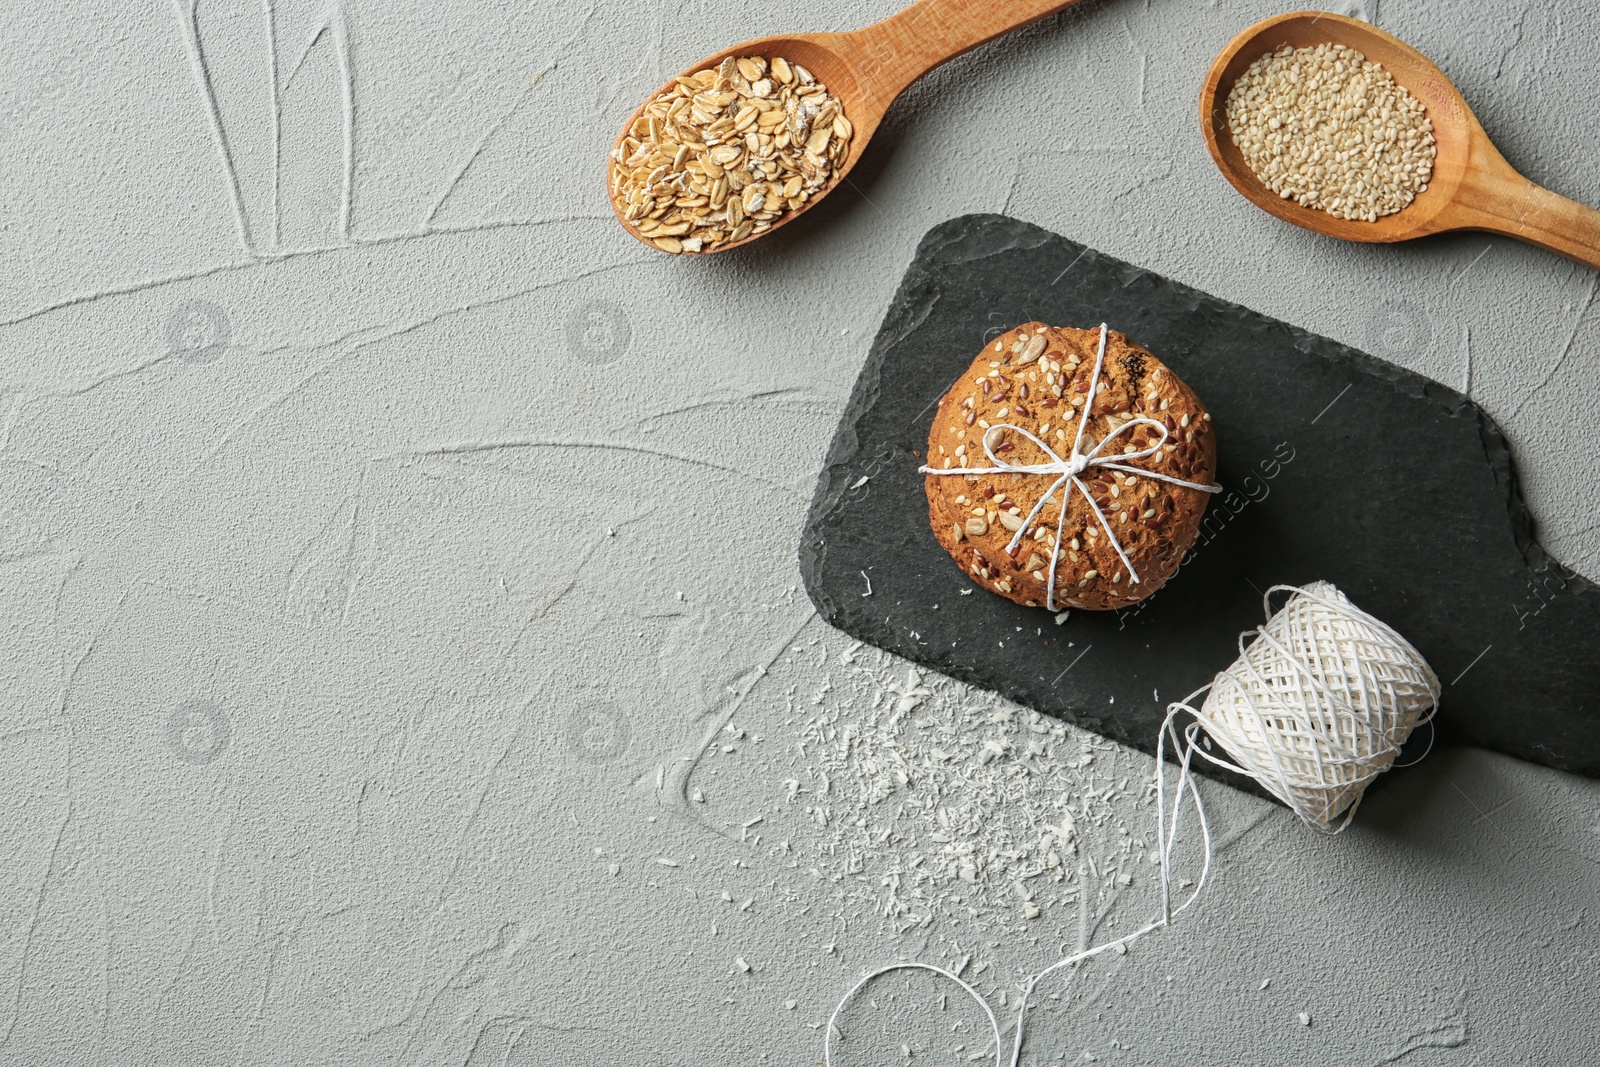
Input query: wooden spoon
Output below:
<box><xmin>1199</xmin><ymin>11</ymin><xmax>1600</xmax><ymax>270</ymax></box>
<box><xmin>608</xmin><ymin>0</ymin><xmax>1084</xmax><ymax>254</ymax></box>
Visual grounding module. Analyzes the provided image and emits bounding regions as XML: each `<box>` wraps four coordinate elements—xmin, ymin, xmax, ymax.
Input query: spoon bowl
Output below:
<box><xmin>607</xmin><ymin>0</ymin><xmax>1084</xmax><ymax>254</ymax></box>
<box><xmin>1199</xmin><ymin>11</ymin><xmax>1600</xmax><ymax>268</ymax></box>
<box><xmin>606</xmin><ymin>33</ymin><xmax>869</xmax><ymax>255</ymax></box>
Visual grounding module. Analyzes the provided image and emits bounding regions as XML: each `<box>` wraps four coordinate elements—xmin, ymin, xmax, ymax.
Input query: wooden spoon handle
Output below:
<box><xmin>1456</xmin><ymin>157</ymin><xmax>1600</xmax><ymax>270</ymax></box>
<box><xmin>841</xmin><ymin>0</ymin><xmax>1085</xmax><ymax>101</ymax></box>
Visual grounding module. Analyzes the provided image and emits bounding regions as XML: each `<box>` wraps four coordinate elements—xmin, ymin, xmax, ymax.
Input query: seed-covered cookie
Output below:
<box><xmin>923</xmin><ymin>323</ymin><xmax>1217</xmax><ymax>611</ymax></box>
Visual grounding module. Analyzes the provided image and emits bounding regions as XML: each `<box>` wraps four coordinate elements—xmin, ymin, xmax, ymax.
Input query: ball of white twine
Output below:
<box><xmin>1178</xmin><ymin>581</ymin><xmax>1441</xmax><ymax>832</ymax></box>
<box><xmin>824</xmin><ymin>581</ymin><xmax>1439</xmax><ymax>1066</ymax></box>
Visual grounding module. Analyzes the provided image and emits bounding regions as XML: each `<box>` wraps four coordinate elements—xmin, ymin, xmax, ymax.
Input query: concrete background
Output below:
<box><xmin>0</xmin><ymin>0</ymin><xmax>1596</xmax><ymax>1064</ymax></box>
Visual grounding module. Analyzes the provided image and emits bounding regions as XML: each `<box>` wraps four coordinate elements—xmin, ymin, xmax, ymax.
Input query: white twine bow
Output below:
<box><xmin>920</xmin><ymin>324</ymin><xmax>1221</xmax><ymax>610</ymax></box>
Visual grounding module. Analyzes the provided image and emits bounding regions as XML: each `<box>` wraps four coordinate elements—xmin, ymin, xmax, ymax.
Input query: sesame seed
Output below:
<box><xmin>1226</xmin><ymin>42</ymin><xmax>1436</xmax><ymax>221</ymax></box>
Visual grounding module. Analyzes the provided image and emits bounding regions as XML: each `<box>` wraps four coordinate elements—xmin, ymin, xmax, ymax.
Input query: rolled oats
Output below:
<box><xmin>610</xmin><ymin>55</ymin><xmax>853</xmax><ymax>253</ymax></box>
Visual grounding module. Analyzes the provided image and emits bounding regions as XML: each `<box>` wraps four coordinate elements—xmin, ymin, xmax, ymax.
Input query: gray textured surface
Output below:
<box><xmin>0</xmin><ymin>1</ymin><xmax>1595</xmax><ymax>1065</ymax></box>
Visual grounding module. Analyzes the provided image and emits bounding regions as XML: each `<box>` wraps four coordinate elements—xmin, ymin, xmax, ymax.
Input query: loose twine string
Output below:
<box><xmin>918</xmin><ymin>323</ymin><xmax>1221</xmax><ymax>611</ymax></box>
<box><xmin>824</xmin><ymin>583</ymin><xmax>1440</xmax><ymax>1067</ymax></box>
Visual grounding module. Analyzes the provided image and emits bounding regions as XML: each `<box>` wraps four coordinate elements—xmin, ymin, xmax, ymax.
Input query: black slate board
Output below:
<box><xmin>800</xmin><ymin>214</ymin><xmax>1600</xmax><ymax>788</ymax></box>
